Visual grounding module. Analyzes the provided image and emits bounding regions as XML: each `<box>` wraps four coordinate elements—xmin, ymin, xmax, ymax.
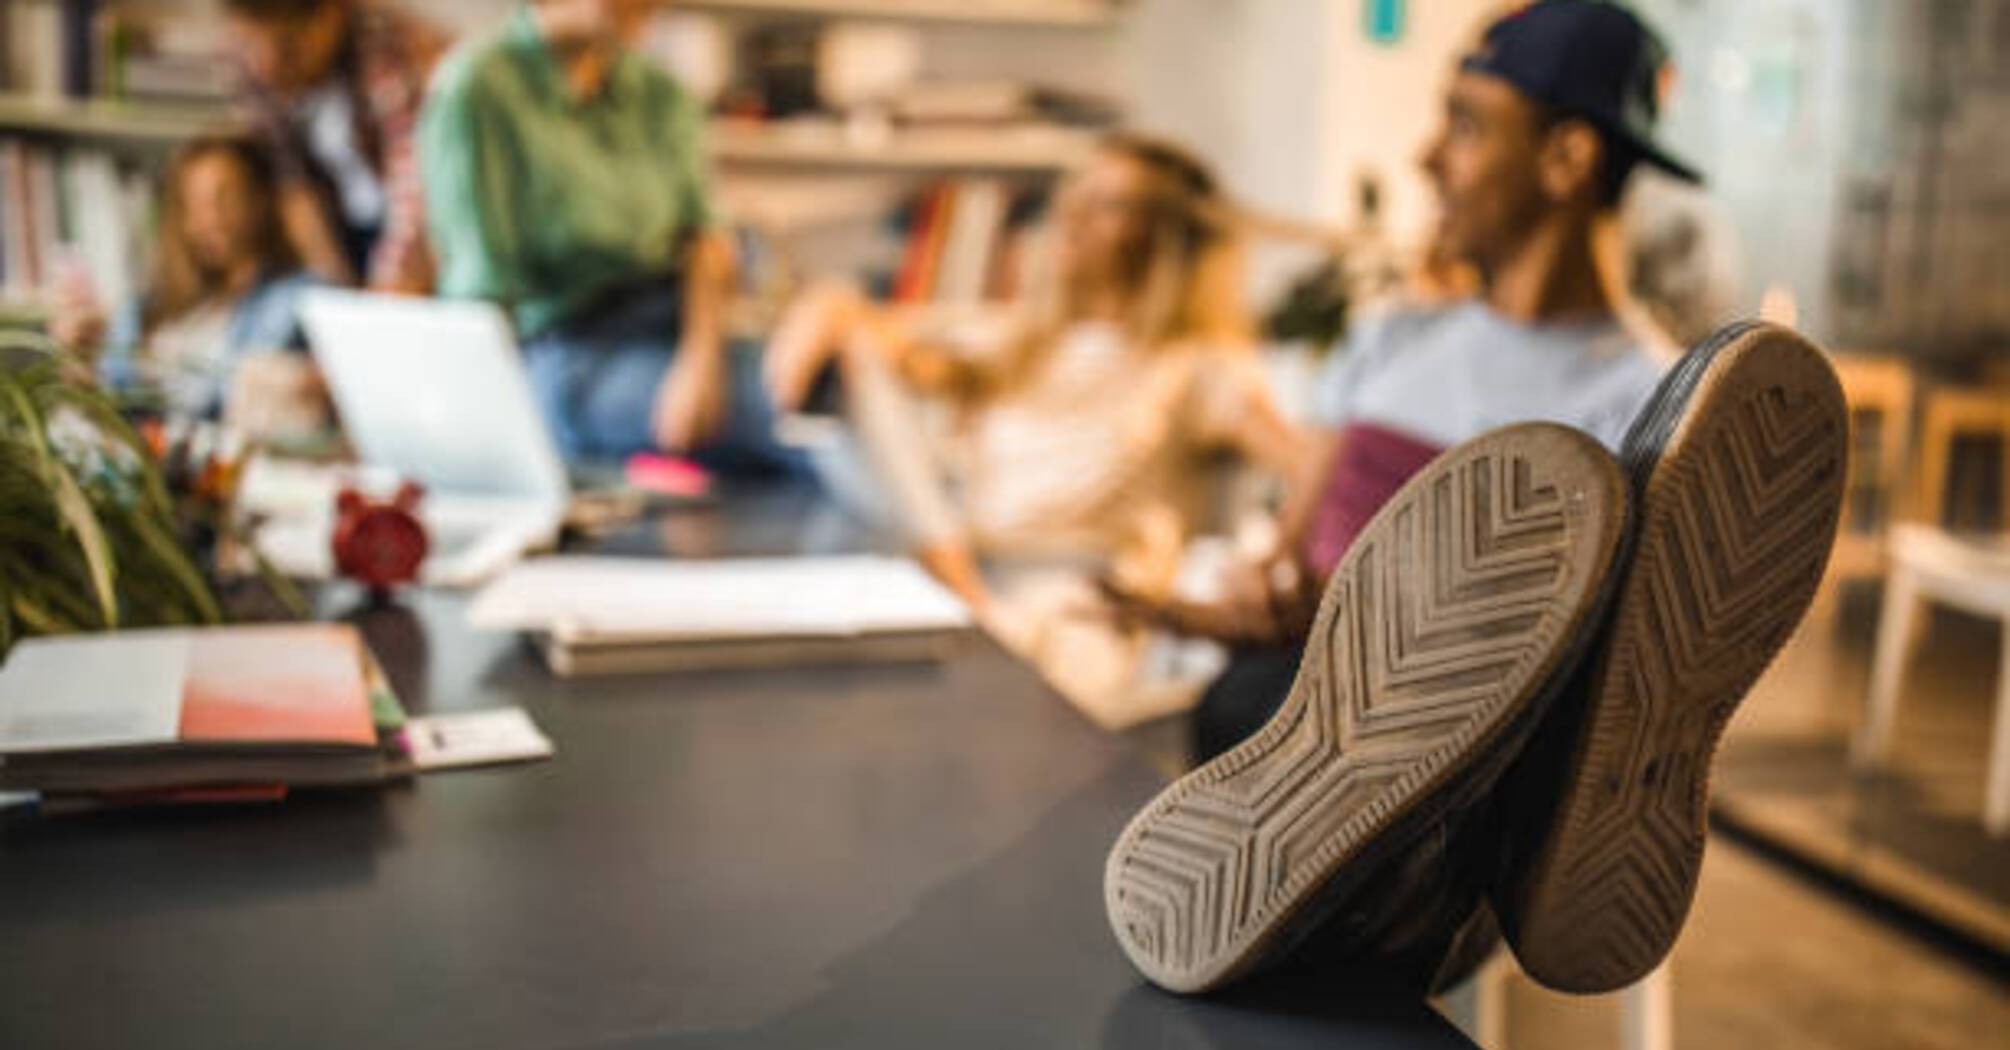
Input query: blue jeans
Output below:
<box><xmin>523</xmin><ymin>288</ymin><xmax>803</xmax><ymax>478</ymax></box>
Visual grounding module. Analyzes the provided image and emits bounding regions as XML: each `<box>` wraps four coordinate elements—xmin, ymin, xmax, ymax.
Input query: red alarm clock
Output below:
<box><xmin>332</xmin><ymin>482</ymin><xmax>429</xmax><ymax>597</ymax></box>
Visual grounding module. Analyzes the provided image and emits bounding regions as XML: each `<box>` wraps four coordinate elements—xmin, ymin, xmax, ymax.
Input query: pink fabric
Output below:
<box><xmin>1301</xmin><ymin>422</ymin><xmax>1446</xmax><ymax>576</ymax></box>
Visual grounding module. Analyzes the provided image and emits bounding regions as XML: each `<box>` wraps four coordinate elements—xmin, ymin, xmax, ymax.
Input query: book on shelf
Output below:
<box><xmin>892</xmin><ymin>180</ymin><xmax>950</xmax><ymax>301</ymax></box>
<box><xmin>4</xmin><ymin>1</ymin><xmax>232</xmax><ymax>106</ymax></box>
<box><xmin>3</xmin><ymin>0</ymin><xmax>66</xmax><ymax>100</ymax></box>
<box><xmin>0</xmin><ymin>135</ymin><xmax>151</xmax><ymax>306</ymax></box>
<box><xmin>0</xmin><ymin>140</ymin><xmax>36</xmax><ymax>297</ymax></box>
<box><xmin>933</xmin><ymin>177</ymin><xmax>1005</xmax><ymax>304</ymax></box>
<box><xmin>889</xmin><ymin>176</ymin><xmax>1043</xmax><ymax>305</ymax></box>
<box><xmin>97</xmin><ymin>11</ymin><xmax>237</xmax><ymax>105</ymax></box>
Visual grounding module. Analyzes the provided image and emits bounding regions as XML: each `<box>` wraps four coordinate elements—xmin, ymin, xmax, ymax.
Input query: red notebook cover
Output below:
<box><xmin>177</xmin><ymin>625</ymin><xmax>378</xmax><ymax>747</ymax></box>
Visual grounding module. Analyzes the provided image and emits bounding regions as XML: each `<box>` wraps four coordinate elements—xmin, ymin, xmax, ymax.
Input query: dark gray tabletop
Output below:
<box><xmin>0</xmin><ymin>485</ymin><xmax>1473</xmax><ymax>1050</ymax></box>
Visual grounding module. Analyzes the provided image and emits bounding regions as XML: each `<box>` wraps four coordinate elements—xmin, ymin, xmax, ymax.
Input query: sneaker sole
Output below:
<box><xmin>1503</xmin><ymin>323</ymin><xmax>1848</xmax><ymax>993</ymax></box>
<box><xmin>1105</xmin><ymin>423</ymin><xmax>1628</xmax><ymax>993</ymax></box>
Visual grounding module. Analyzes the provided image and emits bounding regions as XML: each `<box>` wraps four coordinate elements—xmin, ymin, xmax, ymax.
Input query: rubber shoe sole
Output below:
<box><xmin>1499</xmin><ymin>322</ymin><xmax>1848</xmax><ymax>994</ymax></box>
<box><xmin>1105</xmin><ymin>423</ymin><xmax>1629</xmax><ymax>993</ymax></box>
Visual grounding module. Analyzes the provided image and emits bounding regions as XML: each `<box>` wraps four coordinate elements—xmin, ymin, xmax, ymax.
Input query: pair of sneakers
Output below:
<box><xmin>1104</xmin><ymin>322</ymin><xmax>1850</xmax><ymax>996</ymax></box>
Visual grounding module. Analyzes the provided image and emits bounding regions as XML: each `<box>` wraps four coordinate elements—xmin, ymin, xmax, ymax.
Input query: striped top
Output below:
<box><xmin>955</xmin><ymin>322</ymin><xmax>1277</xmax><ymax>556</ymax></box>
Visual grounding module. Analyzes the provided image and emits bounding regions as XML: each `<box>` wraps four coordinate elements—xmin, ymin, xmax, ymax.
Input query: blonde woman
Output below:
<box><xmin>52</xmin><ymin>136</ymin><xmax>321</xmax><ymax>422</ymax></box>
<box><xmin>766</xmin><ymin>136</ymin><xmax>1308</xmax><ymax>720</ymax></box>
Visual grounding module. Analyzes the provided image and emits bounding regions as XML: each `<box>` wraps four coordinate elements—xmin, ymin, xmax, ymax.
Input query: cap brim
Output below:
<box><xmin>1458</xmin><ymin>54</ymin><xmax>1706</xmax><ymax>187</ymax></box>
<box><xmin>1622</xmin><ymin>134</ymin><xmax>1704</xmax><ymax>186</ymax></box>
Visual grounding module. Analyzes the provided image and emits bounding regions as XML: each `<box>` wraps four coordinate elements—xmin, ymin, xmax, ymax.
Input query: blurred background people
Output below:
<box><xmin>225</xmin><ymin>0</ymin><xmax>445</xmax><ymax>291</ymax></box>
<box><xmin>1620</xmin><ymin>167</ymin><xmax>1746</xmax><ymax>347</ymax></box>
<box><xmin>764</xmin><ymin>135</ymin><xmax>1308</xmax><ymax>612</ymax></box>
<box><xmin>1108</xmin><ymin>0</ymin><xmax>1689</xmax><ymax>762</ymax></box>
<box><xmin>50</xmin><ymin>136</ymin><xmax>321</xmax><ymax>429</ymax></box>
<box><xmin>421</xmin><ymin>0</ymin><xmax>792</xmax><ymax>475</ymax></box>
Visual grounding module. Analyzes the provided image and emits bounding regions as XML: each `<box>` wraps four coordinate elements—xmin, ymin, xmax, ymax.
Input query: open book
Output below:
<box><xmin>0</xmin><ymin>624</ymin><xmax>393</xmax><ymax>792</ymax></box>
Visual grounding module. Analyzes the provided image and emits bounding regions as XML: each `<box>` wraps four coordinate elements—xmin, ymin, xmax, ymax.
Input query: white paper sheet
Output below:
<box><xmin>403</xmin><ymin>708</ymin><xmax>553</xmax><ymax>770</ymax></box>
<box><xmin>0</xmin><ymin>632</ymin><xmax>190</xmax><ymax>752</ymax></box>
<box><xmin>467</xmin><ymin>555</ymin><xmax>972</xmax><ymax>643</ymax></box>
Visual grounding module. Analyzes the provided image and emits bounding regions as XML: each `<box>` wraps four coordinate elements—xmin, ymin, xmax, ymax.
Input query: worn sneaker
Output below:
<box><xmin>1494</xmin><ymin>322</ymin><xmax>1848</xmax><ymax>994</ymax></box>
<box><xmin>1105</xmin><ymin>423</ymin><xmax>1629</xmax><ymax>993</ymax></box>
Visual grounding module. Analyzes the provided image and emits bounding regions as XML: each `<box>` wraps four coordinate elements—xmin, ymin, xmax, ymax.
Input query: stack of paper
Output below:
<box><xmin>468</xmin><ymin>555</ymin><xmax>974</xmax><ymax>677</ymax></box>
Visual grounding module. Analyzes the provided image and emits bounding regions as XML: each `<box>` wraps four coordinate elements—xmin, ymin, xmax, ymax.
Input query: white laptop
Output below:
<box><xmin>244</xmin><ymin>291</ymin><xmax>569</xmax><ymax>587</ymax></box>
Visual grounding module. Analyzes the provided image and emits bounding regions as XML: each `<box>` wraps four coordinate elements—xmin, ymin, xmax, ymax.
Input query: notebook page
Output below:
<box><xmin>0</xmin><ymin>632</ymin><xmax>189</xmax><ymax>753</ymax></box>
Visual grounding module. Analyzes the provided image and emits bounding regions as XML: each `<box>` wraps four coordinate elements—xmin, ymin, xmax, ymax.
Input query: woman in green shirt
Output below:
<box><xmin>420</xmin><ymin>0</ymin><xmax>793</xmax><ymax>473</ymax></box>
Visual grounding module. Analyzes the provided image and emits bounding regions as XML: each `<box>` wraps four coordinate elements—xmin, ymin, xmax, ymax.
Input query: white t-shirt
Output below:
<box><xmin>1315</xmin><ymin>300</ymin><xmax>1666</xmax><ymax>451</ymax></box>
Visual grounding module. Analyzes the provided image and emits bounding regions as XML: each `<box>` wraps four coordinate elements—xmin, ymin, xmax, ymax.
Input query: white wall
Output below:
<box><xmin>1317</xmin><ymin>0</ymin><xmax>1503</xmax><ymax>247</ymax></box>
<box><xmin>1115</xmin><ymin>0</ymin><xmax>1335</xmax><ymax>299</ymax></box>
<box><xmin>1116</xmin><ymin>0</ymin><xmax>1504</xmax><ymax>297</ymax></box>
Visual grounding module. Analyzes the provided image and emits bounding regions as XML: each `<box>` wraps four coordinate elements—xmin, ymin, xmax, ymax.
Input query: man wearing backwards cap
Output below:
<box><xmin>1174</xmin><ymin>0</ymin><xmax>1704</xmax><ymax>750</ymax></box>
<box><xmin>1110</xmin><ymin>0</ymin><xmax>1704</xmax><ymax>991</ymax></box>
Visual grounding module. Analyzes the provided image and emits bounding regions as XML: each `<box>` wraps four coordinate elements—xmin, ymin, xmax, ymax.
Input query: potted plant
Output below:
<box><xmin>0</xmin><ymin>332</ymin><xmax>225</xmax><ymax>655</ymax></box>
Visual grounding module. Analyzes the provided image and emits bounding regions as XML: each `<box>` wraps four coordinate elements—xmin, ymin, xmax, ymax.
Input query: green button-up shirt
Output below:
<box><xmin>420</xmin><ymin>8</ymin><xmax>715</xmax><ymax>336</ymax></box>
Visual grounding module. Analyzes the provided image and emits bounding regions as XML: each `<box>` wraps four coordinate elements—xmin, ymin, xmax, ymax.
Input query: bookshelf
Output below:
<box><xmin>0</xmin><ymin>93</ymin><xmax>241</xmax><ymax>145</ymax></box>
<box><xmin>713</xmin><ymin>122</ymin><xmax>1095</xmax><ymax>172</ymax></box>
<box><xmin>681</xmin><ymin>0</ymin><xmax>1118</xmax><ymax>28</ymax></box>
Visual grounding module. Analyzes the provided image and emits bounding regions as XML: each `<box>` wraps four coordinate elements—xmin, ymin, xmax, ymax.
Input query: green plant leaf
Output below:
<box><xmin>0</xmin><ymin>374</ymin><xmax>51</xmax><ymax>478</ymax></box>
<box><xmin>249</xmin><ymin>545</ymin><xmax>309</xmax><ymax>618</ymax></box>
<box><xmin>49</xmin><ymin>459</ymin><xmax>119</xmax><ymax>628</ymax></box>
<box><xmin>9</xmin><ymin>591</ymin><xmax>73</xmax><ymax>636</ymax></box>
<box><xmin>126</xmin><ymin>513</ymin><xmax>221</xmax><ymax>624</ymax></box>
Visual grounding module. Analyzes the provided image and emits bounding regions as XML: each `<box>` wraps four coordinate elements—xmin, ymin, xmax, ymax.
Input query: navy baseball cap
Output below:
<box><xmin>1461</xmin><ymin>0</ymin><xmax>1702</xmax><ymax>184</ymax></box>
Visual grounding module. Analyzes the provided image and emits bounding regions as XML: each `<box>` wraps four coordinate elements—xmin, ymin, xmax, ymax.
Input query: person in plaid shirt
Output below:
<box><xmin>225</xmin><ymin>0</ymin><xmax>446</xmax><ymax>292</ymax></box>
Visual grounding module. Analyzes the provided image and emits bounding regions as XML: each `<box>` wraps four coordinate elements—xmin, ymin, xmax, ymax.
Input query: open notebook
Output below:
<box><xmin>468</xmin><ymin>555</ymin><xmax>975</xmax><ymax>676</ymax></box>
<box><xmin>0</xmin><ymin>624</ymin><xmax>394</xmax><ymax>792</ymax></box>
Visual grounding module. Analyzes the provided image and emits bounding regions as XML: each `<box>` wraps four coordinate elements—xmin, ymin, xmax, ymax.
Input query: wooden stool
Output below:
<box><xmin>1820</xmin><ymin>353</ymin><xmax>1916</xmax><ymax>599</ymax></box>
<box><xmin>1857</xmin><ymin>524</ymin><xmax>2010</xmax><ymax>836</ymax></box>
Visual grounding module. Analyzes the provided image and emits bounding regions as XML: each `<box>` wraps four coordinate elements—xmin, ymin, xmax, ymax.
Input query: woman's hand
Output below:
<box><xmin>46</xmin><ymin>268</ymin><xmax>106</xmax><ymax>353</ymax></box>
<box><xmin>1096</xmin><ymin>546</ymin><xmax>1318</xmax><ymax>646</ymax></box>
<box><xmin>651</xmin><ymin>339</ymin><xmax>728</xmax><ymax>452</ymax></box>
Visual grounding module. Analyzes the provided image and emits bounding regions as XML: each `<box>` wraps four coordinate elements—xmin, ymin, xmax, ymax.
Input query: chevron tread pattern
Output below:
<box><xmin>1105</xmin><ymin>425</ymin><xmax>1626</xmax><ymax>993</ymax></box>
<box><xmin>1509</xmin><ymin>328</ymin><xmax>1848</xmax><ymax>994</ymax></box>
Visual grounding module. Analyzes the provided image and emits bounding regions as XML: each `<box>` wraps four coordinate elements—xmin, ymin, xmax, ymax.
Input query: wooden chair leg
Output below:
<box><xmin>1999</xmin><ymin>428</ymin><xmax>2010</xmax><ymax>532</ymax></box>
<box><xmin>1913</xmin><ymin>412</ymin><xmax>1951</xmax><ymax>525</ymax></box>
<box><xmin>1988</xmin><ymin>623</ymin><xmax>2010</xmax><ymax>837</ymax></box>
<box><xmin>1858</xmin><ymin>567</ymin><xmax>1922</xmax><ymax>767</ymax></box>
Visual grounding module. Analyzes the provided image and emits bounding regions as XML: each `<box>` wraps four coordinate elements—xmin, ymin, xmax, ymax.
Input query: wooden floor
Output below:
<box><xmin>1493</xmin><ymin>835</ymin><xmax>2007</xmax><ymax>1050</ymax></box>
<box><xmin>1716</xmin><ymin>589</ymin><xmax>2009</xmax><ymax>949</ymax></box>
